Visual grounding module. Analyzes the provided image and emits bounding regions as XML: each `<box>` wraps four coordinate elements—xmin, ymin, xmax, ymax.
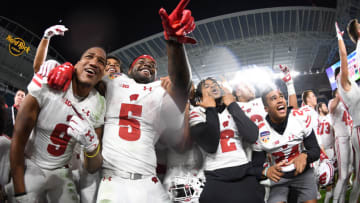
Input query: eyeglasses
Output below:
<box><xmin>106</xmin><ymin>63</ymin><xmax>120</xmax><ymax>67</ymax></box>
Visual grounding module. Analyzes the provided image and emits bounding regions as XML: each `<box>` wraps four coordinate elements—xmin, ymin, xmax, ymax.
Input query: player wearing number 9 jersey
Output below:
<box><xmin>252</xmin><ymin>88</ymin><xmax>320</xmax><ymax>203</ymax></box>
<box><xmin>189</xmin><ymin>78</ymin><xmax>264</xmax><ymax>203</ymax></box>
<box><xmin>8</xmin><ymin>47</ymin><xmax>106</xmax><ymax>203</ymax></box>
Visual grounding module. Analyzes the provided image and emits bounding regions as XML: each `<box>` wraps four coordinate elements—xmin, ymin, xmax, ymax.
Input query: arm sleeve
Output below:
<box><xmin>303</xmin><ymin>129</ymin><xmax>321</xmax><ymax>164</ymax></box>
<box><xmin>227</xmin><ymin>102</ymin><xmax>259</xmax><ymax>144</ymax></box>
<box><xmin>190</xmin><ymin>107</ymin><xmax>220</xmax><ymax>154</ymax></box>
<box><xmin>246</xmin><ymin>151</ymin><xmax>266</xmax><ymax>180</ymax></box>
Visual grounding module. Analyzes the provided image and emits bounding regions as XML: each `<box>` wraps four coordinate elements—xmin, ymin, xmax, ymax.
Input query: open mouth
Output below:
<box><xmin>140</xmin><ymin>68</ymin><xmax>151</xmax><ymax>76</ymax></box>
<box><xmin>277</xmin><ymin>105</ymin><xmax>286</xmax><ymax>113</ymax></box>
<box><xmin>85</xmin><ymin>68</ymin><xmax>96</xmax><ymax>76</ymax></box>
<box><xmin>107</xmin><ymin>68</ymin><xmax>116</xmax><ymax>73</ymax></box>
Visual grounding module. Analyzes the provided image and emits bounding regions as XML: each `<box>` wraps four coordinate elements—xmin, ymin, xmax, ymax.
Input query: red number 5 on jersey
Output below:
<box><xmin>119</xmin><ymin>103</ymin><xmax>143</xmax><ymax>141</ymax></box>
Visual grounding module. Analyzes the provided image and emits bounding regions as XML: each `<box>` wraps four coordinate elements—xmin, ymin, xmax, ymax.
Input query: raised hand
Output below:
<box><xmin>43</xmin><ymin>25</ymin><xmax>68</xmax><ymax>39</ymax></box>
<box><xmin>159</xmin><ymin>0</ymin><xmax>196</xmax><ymax>44</ymax></box>
<box><xmin>279</xmin><ymin>64</ymin><xmax>292</xmax><ymax>83</ymax></box>
<box><xmin>67</xmin><ymin>105</ymin><xmax>99</xmax><ymax>153</ymax></box>
<box><xmin>38</xmin><ymin>59</ymin><xmax>60</xmax><ymax>77</ymax></box>
<box><xmin>335</xmin><ymin>21</ymin><xmax>344</xmax><ymax>40</ymax></box>
<box><xmin>47</xmin><ymin>62</ymin><xmax>74</xmax><ymax>92</ymax></box>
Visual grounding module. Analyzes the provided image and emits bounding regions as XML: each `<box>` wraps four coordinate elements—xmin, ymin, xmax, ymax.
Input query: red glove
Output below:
<box><xmin>47</xmin><ymin>62</ymin><xmax>74</xmax><ymax>92</ymax></box>
<box><xmin>159</xmin><ymin>0</ymin><xmax>196</xmax><ymax>44</ymax></box>
<box><xmin>279</xmin><ymin>64</ymin><xmax>292</xmax><ymax>83</ymax></box>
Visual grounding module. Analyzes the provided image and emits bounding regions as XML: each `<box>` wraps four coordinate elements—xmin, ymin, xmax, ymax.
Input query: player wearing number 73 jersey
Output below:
<box><xmin>252</xmin><ymin>89</ymin><xmax>320</xmax><ymax>203</ymax></box>
<box><xmin>8</xmin><ymin>47</ymin><xmax>106</xmax><ymax>203</ymax></box>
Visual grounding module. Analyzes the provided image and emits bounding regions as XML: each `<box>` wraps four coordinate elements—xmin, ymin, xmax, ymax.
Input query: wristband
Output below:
<box><xmin>14</xmin><ymin>192</ymin><xmax>27</xmax><ymax>197</ymax></box>
<box><xmin>286</xmin><ymin>81</ymin><xmax>296</xmax><ymax>96</ymax></box>
<box><xmin>84</xmin><ymin>144</ymin><xmax>100</xmax><ymax>158</ymax></box>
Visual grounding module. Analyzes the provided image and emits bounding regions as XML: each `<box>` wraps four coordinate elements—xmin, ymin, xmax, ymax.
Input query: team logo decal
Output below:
<box><xmin>6</xmin><ymin>35</ymin><xmax>30</xmax><ymax>56</ymax></box>
<box><xmin>260</xmin><ymin>131</ymin><xmax>270</xmax><ymax>143</ymax></box>
<box><xmin>109</xmin><ymin>72</ymin><xmax>122</xmax><ymax>80</ymax></box>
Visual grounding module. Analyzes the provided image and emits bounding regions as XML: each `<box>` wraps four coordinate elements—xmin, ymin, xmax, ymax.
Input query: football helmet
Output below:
<box><xmin>315</xmin><ymin>159</ymin><xmax>335</xmax><ymax>186</ymax></box>
<box><xmin>168</xmin><ymin>176</ymin><xmax>205</xmax><ymax>202</ymax></box>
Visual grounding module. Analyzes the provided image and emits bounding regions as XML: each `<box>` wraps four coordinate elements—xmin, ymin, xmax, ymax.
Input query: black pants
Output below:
<box><xmin>199</xmin><ymin>174</ymin><xmax>265</xmax><ymax>203</ymax></box>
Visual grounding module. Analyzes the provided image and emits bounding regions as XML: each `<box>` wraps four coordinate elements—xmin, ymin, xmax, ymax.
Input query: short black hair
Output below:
<box><xmin>261</xmin><ymin>87</ymin><xmax>276</xmax><ymax>107</ymax></box>
<box><xmin>195</xmin><ymin>77</ymin><xmax>218</xmax><ymax>102</ymax></box>
<box><xmin>107</xmin><ymin>55</ymin><xmax>123</xmax><ymax>73</ymax></box>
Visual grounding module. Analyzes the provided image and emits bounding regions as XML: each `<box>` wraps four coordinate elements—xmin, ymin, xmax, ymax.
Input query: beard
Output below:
<box><xmin>130</xmin><ymin>70</ymin><xmax>155</xmax><ymax>84</ymax></box>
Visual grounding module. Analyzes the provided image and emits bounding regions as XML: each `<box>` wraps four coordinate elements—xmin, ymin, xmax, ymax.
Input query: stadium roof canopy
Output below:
<box><xmin>109</xmin><ymin>4</ymin><xmax>358</xmax><ymax>96</ymax></box>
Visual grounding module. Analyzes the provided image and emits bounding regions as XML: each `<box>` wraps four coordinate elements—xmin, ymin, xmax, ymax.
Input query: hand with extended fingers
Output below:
<box><xmin>38</xmin><ymin>60</ymin><xmax>60</xmax><ymax>77</ymax></box>
<box><xmin>159</xmin><ymin>0</ymin><xmax>196</xmax><ymax>44</ymax></box>
<box><xmin>43</xmin><ymin>25</ymin><xmax>68</xmax><ymax>39</ymax></box>
<box><xmin>67</xmin><ymin>105</ymin><xmax>99</xmax><ymax>153</ymax></box>
<box><xmin>47</xmin><ymin>62</ymin><xmax>74</xmax><ymax>92</ymax></box>
<box><xmin>279</xmin><ymin>64</ymin><xmax>292</xmax><ymax>83</ymax></box>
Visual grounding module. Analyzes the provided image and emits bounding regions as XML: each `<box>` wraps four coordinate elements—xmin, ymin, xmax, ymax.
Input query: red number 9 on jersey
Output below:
<box><xmin>119</xmin><ymin>103</ymin><xmax>143</xmax><ymax>141</ymax></box>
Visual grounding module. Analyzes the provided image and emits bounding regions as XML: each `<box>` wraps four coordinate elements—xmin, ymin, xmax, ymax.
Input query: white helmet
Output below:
<box><xmin>168</xmin><ymin>176</ymin><xmax>205</xmax><ymax>202</ymax></box>
<box><xmin>316</xmin><ymin>159</ymin><xmax>335</xmax><ymax>186</ymax></box>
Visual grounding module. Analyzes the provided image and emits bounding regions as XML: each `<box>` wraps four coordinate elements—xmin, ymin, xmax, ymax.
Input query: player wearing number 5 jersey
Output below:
<box><xmin>189</xmin><ymin>78</ymin><xmax>264</xmax><ymax>203</ymax></box>
<box><xmin>47</xmin><ymin>1</ymin><xmax>194</xmax><ymax>202</ymax></box>
<box><xmin>8</xmin><ymin>47</ymin><xmax>106</xmax><ymax>203</ymax></box>
<box><xmin>252</xmin><ymin>88</ymin><xmax>320</xmax><ymax>203</ymax></box>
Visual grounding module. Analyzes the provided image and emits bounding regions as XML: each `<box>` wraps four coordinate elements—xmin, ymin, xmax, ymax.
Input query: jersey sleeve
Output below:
<box><xmin>91</xmin><ymin>93</ymin><xmax>106</xmax><ymax>128</ymax></box>
<box><xmin>293</xmin><ymin>108</ymin><xmax>314</xmax><ymax>139</ymax></box>
<box><xmin>102</xmin><ymin>72</ymin><xmax>123</xmax><ymax>85</ymax></box>
<box><xmin>189</xmin><ymin>106</ymin><xmax>206</xmax><ymax>127</ymax></box>
<box><xmin>27</xmin><ymin>73</ymin><xmax>48</xmax><ymax>107</ymax></box>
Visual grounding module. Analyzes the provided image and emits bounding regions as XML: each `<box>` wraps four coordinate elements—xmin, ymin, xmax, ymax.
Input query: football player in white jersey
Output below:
<box><xmin>329</xmin><ymin>87</ymin><xmax>353</xmax><ymax>203</ymax></box>
<box><xmin>253</xmin><ymin>88</ymin><xmax>320</xmax><ymax>203</ymax></box>
<box><xmin>336</xmin><ymin>21</ymin><xmax>360</xmax><ymax>203</ymax></box>
<box><xmin>316</xmin><ymin>102</ymin><xmax>335</xmax><ymax>203</ymax></box>
<box><xmin>31</xmin><ymin>25</ymin><xmax>102</xmax><ymax>203</ymax></box>
<box><xmin>8</xmin><ymin>45</ymin><xmax>106</xmax><ymax>203</ymax></box>
<box><xmin>189</xmin><ymin>78</ymin><xmax>263</xmax><ymax>203</ymax></box>
<box><xmin>46</xmin><ymin>1</ymin><xmax>195</xmax><ymax>202</ymax></box>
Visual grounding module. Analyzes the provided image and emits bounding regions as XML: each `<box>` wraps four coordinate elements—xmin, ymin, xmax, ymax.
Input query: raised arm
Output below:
<box><xmin>10</xmin><ymin>95</ymin><xmax>40</xmax><ymax>195</ymax></box>
<box><xmin>33</xmin><ymin>25</ymin><xmax>68</xmax><ymax>73</ymax></box>
<box><xmin>336</xmin><ymin>22</ymin><xmax>351</xmax><ymax>92</ymax></box>
<box><xmin>279</xmin><ymin>65</ymin><xmax>298</xmax><ymax>109</ymax></box>
<box><xmin>159</xmin><ymin>0</ymin><xmax>196</xmax><ymax>112</ymax></box>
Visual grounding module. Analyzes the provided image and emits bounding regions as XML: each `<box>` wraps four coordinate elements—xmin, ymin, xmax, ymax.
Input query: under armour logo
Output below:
<box><xmin>85</xmin><ymin>130</ymin><xmax>94</xmax><ymax>142</ymax></box>
<box><xmin>143</xmin><ymin>86</ymin><xmax>152</xmax><ymax>91</ymax></box>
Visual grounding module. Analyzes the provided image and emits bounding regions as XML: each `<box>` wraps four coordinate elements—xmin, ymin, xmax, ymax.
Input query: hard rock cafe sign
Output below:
<box><xmin>6</xmin><ymin>35</ymin><xmax>30</xmax><ymax>56</ymax></box>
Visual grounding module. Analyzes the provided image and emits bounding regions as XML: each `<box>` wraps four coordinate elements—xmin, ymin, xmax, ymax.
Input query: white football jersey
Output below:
<box><xmin>300</xmin><ymin>105</ymin><xmax>321</xmax><ymax>146</ymax></box>
<box><xmin>25</xmin><ymin>73</ymin><xmax>106</xmax><ymax>170</ymax></box>
<box><xmin>317</xmin><ymin>115</ymin><xmax>334</xmax><ymax>149</ymax></box>
<box><xmin>189</xmin><ymin>105</ymin><xmax>249</xmax><ymax>171</ymax></box>
<box><xmin>237</xmin><ymin>98</ymin><xmax>267</xmax><ymax>160</ymax></box>
<box><xmin>237</xmin><ymin>98</ymin><xmax>267</xmax><ymax>128</ymax></box>
<box><xmin>101</xmin><ymin>73</ymin><xmax>184</xmax><ymax>175</ymax></box>
<box><xmin>253</xmin><ymin>108</ymin><xmax>313</xmax><ymax>166</ymax></box>
<box><xmin>337</xmin><ymin>77</ymin><xmax>360</xmax><ymax>127</ymax></box>
<box><xmin>329</xmin><ymin>99</ymin><xmax>352</xmax><ymax>137</ymax></box>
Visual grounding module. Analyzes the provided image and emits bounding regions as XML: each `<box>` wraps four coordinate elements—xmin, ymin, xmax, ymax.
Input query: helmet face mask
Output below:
<box><xmin>168</xmin><ymin>176</ymin><xmax>205</xmax><ymax>202</ymax></box>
